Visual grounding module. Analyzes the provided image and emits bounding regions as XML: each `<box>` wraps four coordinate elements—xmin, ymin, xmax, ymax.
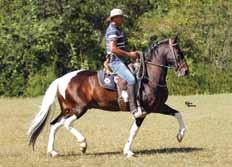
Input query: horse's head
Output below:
<box><xmin>166</xmin><ymin>36</ymin><xmax>189</xmax><ymax>77</ymax></box>
<box><xmin>145</xmin><ymin>36</ymin><xmax>189</xmax><ymax>77</ymax></box>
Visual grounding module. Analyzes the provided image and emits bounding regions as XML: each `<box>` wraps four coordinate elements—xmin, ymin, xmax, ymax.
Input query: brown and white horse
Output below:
<box><xmin>28</xmin><ymin>36</ymin><xmax>189</xmax><ymax>157</ymax></box>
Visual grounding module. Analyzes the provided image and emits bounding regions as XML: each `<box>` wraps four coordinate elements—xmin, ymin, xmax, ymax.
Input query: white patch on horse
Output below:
<box><xmin>174</xmin><ymin>112</ymin><xmax>186</xmax><ymax>130</ymax></box>
<box><xmin>47</xmin><ymin>118</ymin><xmax>65</xmax><ymax>156</ymax></box>
<box><xmin>174</xmin><ymin>112</ymin><xmax>186</xmax><ymax>142</ymax></box>
<box><xmin>121</xmin><ymin>90</ymin><xmax>129</xmax><ymax>102</ymax></box>
<box><xmin>57</xmin><ymin>70</ymin><xmax>84</xmax><ymax>99</ymax></box>
<box><xmin>123</xmin><ymin>120</ymin><xmax>139</xmax><ymax>157</ymax></box>
<box><xmin>63</xmin><ymin>115</ymin><xmax>85</xmax><ymax>142</ymax></box>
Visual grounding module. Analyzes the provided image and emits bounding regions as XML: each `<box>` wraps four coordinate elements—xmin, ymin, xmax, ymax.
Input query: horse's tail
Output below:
<box><xmin>27</xmin><ymin>79</ymin><xmax>59</xmax><ymax>149</ymax></box>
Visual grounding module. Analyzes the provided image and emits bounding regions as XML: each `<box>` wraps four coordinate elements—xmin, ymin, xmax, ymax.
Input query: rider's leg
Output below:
<box><xmin>109</xmin><ymin>60</ymin><xmax>143</xmax><ymax>118</ymax></box>
<box><xmin>127</xmin><ymin>84</ymin><xmax>139</xmax><ymax>114</ymax></box>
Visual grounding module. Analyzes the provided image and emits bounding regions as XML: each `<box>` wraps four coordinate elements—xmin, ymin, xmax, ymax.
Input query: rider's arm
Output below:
<box><xmin>111</xmin><ymin>41</ymin><xmax>137</xmax><ymax>59</ymax></box>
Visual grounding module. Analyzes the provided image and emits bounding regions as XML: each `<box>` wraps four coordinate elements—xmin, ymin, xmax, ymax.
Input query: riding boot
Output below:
<box><xmin>127</xmin><ymin>85</ymin><xmax>143</xmax><ymax>118</ymax></box>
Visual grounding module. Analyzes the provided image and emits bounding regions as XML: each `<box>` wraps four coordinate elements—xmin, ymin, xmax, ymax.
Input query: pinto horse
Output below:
<box><xmin>28</xmin><ymin>36</ymin><xmax>189</xmax><ymax>157</ymax></box>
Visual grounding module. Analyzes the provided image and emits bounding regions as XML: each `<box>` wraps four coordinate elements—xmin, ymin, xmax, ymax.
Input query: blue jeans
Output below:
<box><xmin>109</xmin><ymin>60</ymin><xmax>135</xmax><ymax>85</ymax></box>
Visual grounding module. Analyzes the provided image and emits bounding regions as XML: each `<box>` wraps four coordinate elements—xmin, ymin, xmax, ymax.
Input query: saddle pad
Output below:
<box><xmin>97</xmin><ymin>70</ymin><xmax>117</xmax><ymax>90</ymax></box>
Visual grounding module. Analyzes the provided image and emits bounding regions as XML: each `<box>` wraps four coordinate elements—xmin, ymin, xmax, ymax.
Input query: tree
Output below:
<box><xmin>0</xmin><ymin>0</ymin><xmax>151</xmax><ymax>96</ymax></box>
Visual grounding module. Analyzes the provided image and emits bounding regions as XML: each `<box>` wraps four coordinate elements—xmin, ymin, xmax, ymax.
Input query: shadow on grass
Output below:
<box><xmin>135</xmin><ymin>147</ymin><xmax>204</xmax><ymax>155</ymax></box>
<box><xmin>60</xmin><ymin>147</ymin><xmax>204</xmax><ymax>157</ymax></box>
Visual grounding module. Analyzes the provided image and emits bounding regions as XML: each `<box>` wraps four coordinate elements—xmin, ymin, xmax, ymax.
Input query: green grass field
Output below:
<box><xmin>0</xmin><ymin>94</ymin><xmax>232</xmax><ymax>167</ymax></box>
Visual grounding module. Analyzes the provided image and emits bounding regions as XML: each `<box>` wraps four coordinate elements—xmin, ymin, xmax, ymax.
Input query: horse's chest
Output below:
<box><xmin>142</xmin><ymin>85</ymin><xmax>168</xmax><ymax>110</ymax></box>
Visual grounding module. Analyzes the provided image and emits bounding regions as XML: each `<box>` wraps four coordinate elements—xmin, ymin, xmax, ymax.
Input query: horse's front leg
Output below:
<box><xmin>123</xmin><ymin>117</ymin><xmax>145</xmax><ymax>157</ymax></box>
<box><xmin>159</xmin><ymin>104</ymin><xmax>186</xmax><ymax>142</ymax></box>
<box><xmin>175</xmin><ymin>112</ymin><xmax>186</xmax><ymax>142</ymax></box>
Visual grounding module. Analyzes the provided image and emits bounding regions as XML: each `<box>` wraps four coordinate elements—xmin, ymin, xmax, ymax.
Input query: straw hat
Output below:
<box><xmin>106</xmin><ymin>8</ymin><xmax>127</xmax><ymax>22</ymax></box>
<box><xmin>110</xmin><ymin>8</ymin><xmax>124</xmax><ymax>18</ymax></box>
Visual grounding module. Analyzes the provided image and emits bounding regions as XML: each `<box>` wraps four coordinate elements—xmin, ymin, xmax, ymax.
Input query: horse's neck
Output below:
<box><xmin>146</xmin><ymin>56</ymin><xmax>167</xmax><ymax>86</ymax></box>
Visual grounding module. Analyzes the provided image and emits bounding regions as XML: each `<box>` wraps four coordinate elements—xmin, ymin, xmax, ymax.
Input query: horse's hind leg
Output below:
<box><xmin>159</xmin><ymin>104</ymin><xmax>186</xmax><ymax>142</ymax></box>
<box><xmin>63</xmin><ymin>110</ymin><xmax>87</xmax><ymax>154</ymax></box>
<box><xmin>47</xmin><ymin>108</ymin><xmax>87</xmax><ymax>157</ymax></box>
<box><xmin>47</xmin><ymin>114</ymin><xmax>65</xmax><ymax>157</ymax></box>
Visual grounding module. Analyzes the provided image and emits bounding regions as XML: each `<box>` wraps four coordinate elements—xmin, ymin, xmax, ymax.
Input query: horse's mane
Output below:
<box><xmin>144</xmin><ymin>39</ymin><xmax>169</xmax><ymax>60</ymax></box>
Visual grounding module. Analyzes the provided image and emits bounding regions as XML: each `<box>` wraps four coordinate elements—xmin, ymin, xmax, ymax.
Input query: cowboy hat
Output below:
<box><xmin>109</xmin><ymin>8</ymin><xmax>128</xmax><ymax>19</ymax></box>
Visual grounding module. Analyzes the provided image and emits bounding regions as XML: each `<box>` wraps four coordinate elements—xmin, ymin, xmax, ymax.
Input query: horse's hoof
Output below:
<box><xmin>177</xmin><ymin>133</ymin><xmax>183</xmax><ymax>142</ymax></box>
<box><xmin>177</xmin><ymin>129</ymin><xmax>186</xmax><ymax>143</ymax></box>
<box><xmin>48</xmin><ymin>150</ymin><xmax>59</xmax><ymax>157</ymax></box>
<box><xmin>80</xmin><ymin>141</ymin><xmax>87</xmax><ymax>154</ymax></box>
<box><xmin>124</xmin><ymin>150</ymin><xmax>135</xmax><ymax>158</ymax></box>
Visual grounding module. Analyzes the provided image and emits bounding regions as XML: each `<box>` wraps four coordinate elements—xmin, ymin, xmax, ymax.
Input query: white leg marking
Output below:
<box><xmin>63</xmin><ymin>115</ymin><xmax>87</xmax><ymax>153</ymax></box>
<box><xmin>47</xmin><ymin>118</ymin><xmax>65</xmax><ymax>157</ymax></box>
<box><xmin>123</xmin><ymin>121</ymin><xmax>139</xmax><ymax>157</ymax></box>
<box><xmin>174</xmin><ymin>112</ymin><xmax>186</xmax><ymax>142</ymax></box>
<box><xmin>121</xmin><ymin>90</ymin><xmax>129</xmax><ymax>102</ymax></box>
<box><xmin>63</xmin><ymin>115</ymin><xmax>85</xmax><ymax>142</ymax></box>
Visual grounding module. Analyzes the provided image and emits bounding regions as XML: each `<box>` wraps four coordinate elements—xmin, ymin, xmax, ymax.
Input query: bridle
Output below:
<box><xmin>144</xmin><ymin>39</ymin><xmax>179</xmax><ymax>70</ymax></box>
<box><xmin>138</xmin><ymin>38</ymin><xmax>185</xmax><ymax>88</ymax></box>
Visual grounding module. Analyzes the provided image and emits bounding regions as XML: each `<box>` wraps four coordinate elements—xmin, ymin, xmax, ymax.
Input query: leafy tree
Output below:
<box><xmin>0</xmin><ymin>0</ymin><xmax>151</xmax><ymax>96</ymax></box>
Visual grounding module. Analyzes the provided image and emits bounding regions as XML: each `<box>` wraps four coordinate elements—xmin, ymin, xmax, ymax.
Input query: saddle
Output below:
<box><xmin>97</xmin><ymin>60</ymin><xmax>142</xmax><ymax>91</ymax></box>
<box><xmin>97</xmin><ymin>52</ymin><xmax>145</xmax><ymax>110</ymax></box>
<box><xmin>97</xmin><ymin>70</ymin><xmax>117</xmax><ymax>91</ymax></box>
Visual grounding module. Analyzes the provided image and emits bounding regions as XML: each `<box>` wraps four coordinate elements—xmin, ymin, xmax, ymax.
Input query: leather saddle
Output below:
<box><xmin>97</xmin><ymin>70</ymin><xmax>129</xmax><ymax>91</ymax></box>
<box><xmin>97</xmin><ymin>70</ymin><xmax>117</xmax><ymax>90</ymax></box>
<box><xmin>97</xmin><ymin>61</ymin><xmax>142</xmax><ymax>94</ymax></box>
<box><xmin>97</xmin><ymin>53</ymin><xmax>145</xmax><ymax>111</ymax></box>
<box><xmin>97</xmin><ymin>69</ymin><xmax>129</xmax><ymax>110</ymax></box>
<box><xmin>98</xmin><ymin>53</ymin><xmax>143</xmax><ymax>91</ymax></box>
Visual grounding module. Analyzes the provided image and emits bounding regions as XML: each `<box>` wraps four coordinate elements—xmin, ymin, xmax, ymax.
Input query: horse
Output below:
<box><xmin>28</xmin><ymin>36</ymin><xmax>189</xmax><ymax>157</ymax></box>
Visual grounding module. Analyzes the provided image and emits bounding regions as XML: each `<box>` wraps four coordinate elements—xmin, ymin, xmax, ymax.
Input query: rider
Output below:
<box><xmin>105</xmin><ymin>8</ymin><xmax>143</xmax><ymax>118</ymax></box>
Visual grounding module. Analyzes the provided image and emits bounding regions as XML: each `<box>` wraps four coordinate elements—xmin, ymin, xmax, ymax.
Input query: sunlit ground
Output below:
<box><xmin>0</xmin><ymin>94</ymin><xmax>232</xmax><ymax>167</ymax></box>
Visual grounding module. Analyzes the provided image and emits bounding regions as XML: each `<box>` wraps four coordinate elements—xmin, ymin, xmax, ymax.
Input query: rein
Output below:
<box><xmin>137</xmin><ymin>52</ymin><xmax>168</xmax><ymax>88</ymax></box>
<box><xmin>144</xmin><ymin>39</ymin><xmax>178</xmax><ymax>70</ymax></box>
<box><xmin>144</xmin><ymin>61</ymin><xmax>174</xmax><ymax>69</ymax></box>
<box><xmin>137</xmin><ymin>38</ymin><xmax>179</xmax><ymax>88</ymax></box>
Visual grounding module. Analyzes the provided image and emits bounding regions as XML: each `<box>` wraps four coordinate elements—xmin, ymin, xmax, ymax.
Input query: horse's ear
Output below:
<box><xmin>173</xmin><ymin>33</ymin><xmax>179</xmax><ymax>43</ymax></box>
<box><xmin>150</xmin><ymin>35</ymin><xmax>158</xmax><ymax>42</ymax></box>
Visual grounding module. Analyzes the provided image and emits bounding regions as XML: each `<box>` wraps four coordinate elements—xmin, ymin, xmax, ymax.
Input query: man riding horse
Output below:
<box><xmin>28</xmin><ymin>8</ymin><xmax>189</xmax><ymax>158</ymax></box>
<box><xmin>105</xmin><ymin>8</ymin><xmax>144</xmax><ymax>118</ymax></box>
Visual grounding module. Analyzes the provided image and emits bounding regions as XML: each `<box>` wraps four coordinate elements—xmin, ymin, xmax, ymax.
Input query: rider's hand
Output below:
<box><xmin>128</xmin><ymin>51</ymin><xmax>138</xmax><ymax>59</ymax></box>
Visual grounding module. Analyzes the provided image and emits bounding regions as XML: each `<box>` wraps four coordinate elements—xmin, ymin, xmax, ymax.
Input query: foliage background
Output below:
<box><xmin>0</xmin><ymin>0</ymin><xmax>231</xmax><ymax>96</ymax></box>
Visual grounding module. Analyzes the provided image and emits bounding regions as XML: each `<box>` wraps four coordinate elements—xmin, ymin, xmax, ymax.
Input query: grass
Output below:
<box><xmin>0</xmin><ymin>94</ymin><xmax>232</xmax><ymax>167</ymax></box>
